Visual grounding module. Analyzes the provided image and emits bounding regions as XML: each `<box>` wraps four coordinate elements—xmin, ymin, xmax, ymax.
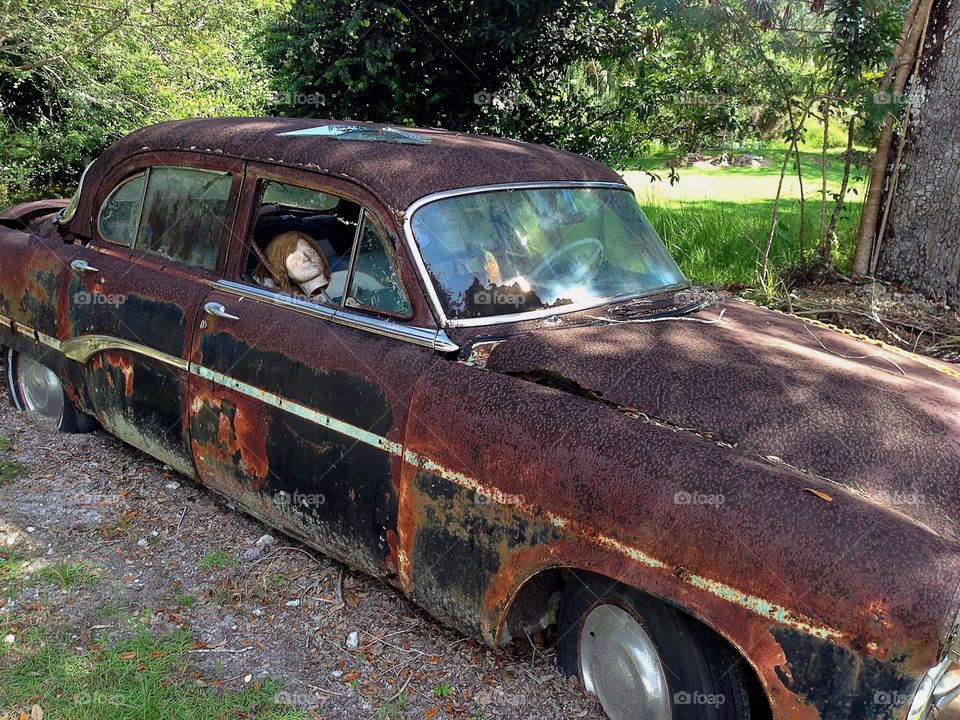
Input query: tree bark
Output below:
<box><xmin>850</xmin><ymin>0</ymin><xmax>934</xmax><ymax>275</ymax></box>
<box><xmin>875</xmin><ymin>0</ymin><xmax>960</xmax><ymax>304</ymax></box>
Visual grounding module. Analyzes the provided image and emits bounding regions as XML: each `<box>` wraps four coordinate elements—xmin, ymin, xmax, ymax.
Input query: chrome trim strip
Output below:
<box><xmin>211</xmin><ymin>280</ymin><xmax>458</xmax><ymax>353</ymax></box>
<box><xmin>433</xmin><ymin>330</ymin><xmax>460</xmax><ymax>353</ymax></box>
<box><xmin>191</xmin><ymin>363</ymin><xmax>405</xmax><ymax>455</ymax></box>
<box><xmin>0</xmin><ymin>313</ymin><xmax>62</xmax><ymax>351</ymax></box>
<box><xmin>60</xmin><ymin>335</ymin><xmax>189</xmax><ymax>370</ymax></box>
<box><xmin>400</xmin><ymin>181</ymin><xmax>633</xmax><ymax>329</ymax></box>
<box><xmin>212</xmin><ymin>280</ymin><xmax>340</xmax><ymax>320</ymax></box>
<box><xmin>35</xmin><ymin>330</ymin><xmax>63</xmax><ymax>352</ymax></box>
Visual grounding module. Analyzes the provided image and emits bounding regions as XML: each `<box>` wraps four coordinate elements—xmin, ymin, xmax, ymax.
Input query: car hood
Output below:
<box><xmin>484</xmin><ymin>298</ymin><xmax>960</xmax><ymax>541</ymax></box>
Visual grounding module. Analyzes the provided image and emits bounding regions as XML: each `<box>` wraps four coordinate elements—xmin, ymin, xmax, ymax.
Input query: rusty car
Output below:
<box><xmin>2</xmin><ymin>118</ymin><xmax>960</xmax><ymax>720</ymax></box>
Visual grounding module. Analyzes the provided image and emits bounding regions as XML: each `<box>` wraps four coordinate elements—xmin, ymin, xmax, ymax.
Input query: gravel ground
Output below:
<box><xmin>0</xmin><ymin>356</ymin><xmax>604</xmax><ymax>719</ymax></box>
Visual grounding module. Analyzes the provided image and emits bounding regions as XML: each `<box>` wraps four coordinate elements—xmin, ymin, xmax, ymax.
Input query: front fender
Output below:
<box><xmin>398</xmin><ymin>359</ymin><xmax>959</xmax><ymax>719</ymax></box>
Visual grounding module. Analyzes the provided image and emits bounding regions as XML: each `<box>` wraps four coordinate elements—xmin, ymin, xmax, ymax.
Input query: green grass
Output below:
<box><xmin>0</xmin><ymin>435</ymin><xmax>25</xmax><ymax>484</ymax></box>
<box><xmin>197</xmin><ymin>549</ymin><xmax>236</xmax><ymax>571</ymax></box>
<box><xmin>621</xmin><ymin>147</ymin><xmax>867</xmax><ymax>287</ymax></box>
<box><xmin>0</xmin><ymin>622</ymin><xmax>305</xmax><ymax>719</ymax></box>
<box><xmin>34</xmin><ymin>561</ymin><xmax>101</xmax><ymax>589</ymax></box>
<box><xmin>0</xmin><ymin>553</ymin><xmax>102</xmax><ymax>596</ymax></box>
<box><xmin>0</xmin><ymin>550</ymin><xmax>29</xmax><ymax>597</ymax></box>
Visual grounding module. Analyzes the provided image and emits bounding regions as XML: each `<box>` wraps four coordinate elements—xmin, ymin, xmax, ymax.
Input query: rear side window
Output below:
<box><xmin>98</xmin><ymin>173</ymin><xmax>145</xmax><ymax>246</ymax></box>
<box><xmin>137</xmin><ymin>168</ymin><xmax>232</xmax><ymax>270</ymax></box>
<box><xmin>96</xmin><ymin>165</ymin><xmax>233</xmax><ymax>270</ymax></box>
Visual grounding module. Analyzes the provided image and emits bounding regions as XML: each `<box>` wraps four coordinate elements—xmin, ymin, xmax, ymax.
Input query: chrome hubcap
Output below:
<box><xmin>15</xmin><ymin>352</ymin><xmax>63</xmax><ymax>420</ymax></box>
<box><xmin>580</xmin><ymin>603</ymin><xmax>671</xmax><ymax>720</ymax></box>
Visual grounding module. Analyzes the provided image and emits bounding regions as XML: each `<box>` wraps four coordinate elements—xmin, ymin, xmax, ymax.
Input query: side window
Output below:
<box><xmin>98</xmin><ymin>173</ymin><xmax>145</xmax><ymax>246</ymax></box>
<box><xmin>241</xmin><ymin>180</ymin><xmax>410</xmax><ymax>317</ymax></box>
<box><xmin>243</xmin><ymin>180</ymin><xmax>361</xmax><ymax>307</ymax></box>
<box><xmin>344</xmin><ymin>215</ymin><xmax>412</xmax><ymax>316</ymax></box>
<box><xmin>136</xmin><ymin>167</ymin><xmax>232</xmax><ymax>271</ymax></box>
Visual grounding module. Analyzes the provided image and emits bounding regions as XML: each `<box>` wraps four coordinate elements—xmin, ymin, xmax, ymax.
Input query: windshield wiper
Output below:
<box><xmin>610</xmin><ymin>286</ymin><xmax>716</xmax><ymax>320</ymax></box>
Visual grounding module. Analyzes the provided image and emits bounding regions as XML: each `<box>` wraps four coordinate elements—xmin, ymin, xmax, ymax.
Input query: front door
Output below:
<box><xmin>188</xmin><ymin>169</ymin><xmax>438</xmax><ymax>578</ymax></box>
<box><xmin>64</xmin><ymin>156</ymin><xmax>242</xmax><ymax>476</ymax></box>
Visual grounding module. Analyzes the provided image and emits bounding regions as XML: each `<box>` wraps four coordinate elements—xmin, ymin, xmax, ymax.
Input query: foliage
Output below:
<box><xmin>0</xmin><ymin>0</ymin><xmax>282</xmax><ymax>202</ymax></box>
<box><xmin>264</xmin><ymin>0</ymin><xmax>769</xmax><ymax>164</ymax></box>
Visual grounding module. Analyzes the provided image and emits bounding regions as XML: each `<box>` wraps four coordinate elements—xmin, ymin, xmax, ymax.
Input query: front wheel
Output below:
<box><xmin>558</xmin><ymin>573</ymin><xmax>751</xmax><ymax>720</ymax></box>
<box><xmin>6</xmin><ymin>348</ymin><xmax>98</xmax><ymax>434</ymax></box>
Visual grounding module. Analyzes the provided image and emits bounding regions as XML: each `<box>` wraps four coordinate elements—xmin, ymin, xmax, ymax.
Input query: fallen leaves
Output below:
<box><xmin>803</xmin><ymin>487</ymin><xmax>834</xmax><ymax>502</ymax></box>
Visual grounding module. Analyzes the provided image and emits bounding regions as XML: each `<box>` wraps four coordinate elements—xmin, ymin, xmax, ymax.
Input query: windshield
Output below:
<box><xmin>410</xmin><ymin>187</ymin><xmax>688</xmax><ymax>321</ymax></box>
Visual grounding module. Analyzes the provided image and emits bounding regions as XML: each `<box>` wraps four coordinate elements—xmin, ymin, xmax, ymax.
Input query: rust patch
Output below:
<box><xmin>103</xmin><ymin>350</ymin><xmax>135</xmax><ymax>397</ymax></box>
<box><xmin>191</xmin><ymin>385</ymin><xmax>269</xmax><ymax>484</ymax></box>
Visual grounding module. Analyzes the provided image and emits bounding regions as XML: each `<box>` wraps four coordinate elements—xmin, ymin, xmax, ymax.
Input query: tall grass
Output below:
<box><xmin>622</xmin><ymin>147</ymin><xmax>867</xmax><ymax>287</ymax></box>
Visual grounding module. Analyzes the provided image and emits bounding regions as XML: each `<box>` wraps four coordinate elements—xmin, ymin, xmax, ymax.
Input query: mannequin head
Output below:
<box><xmin>258</xmin><ymin>231</ymin><xmax>330</xmax><ymax>296</ymax></box>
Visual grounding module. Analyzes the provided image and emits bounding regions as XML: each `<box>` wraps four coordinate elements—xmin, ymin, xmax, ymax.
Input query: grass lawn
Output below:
<box><xmin>0</xmin><ymin>545</ymin><xmax>305</xmax><ymax>720</ymax></box>
<box><xmin>621</xmin><ymin>147</ymin><xmax>869</xmax><ymax>287</ymax></box>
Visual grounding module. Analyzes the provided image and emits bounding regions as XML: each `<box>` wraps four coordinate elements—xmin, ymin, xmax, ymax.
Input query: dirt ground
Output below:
<box><xmin>778</xmin><ymin>276</ymin><xmax>960</xmax><ymax>364</ymax></box>
<box><xmin>0</xmin><ymin>353</ymin><xmax>605</xmax><ymax>720</ymax></box>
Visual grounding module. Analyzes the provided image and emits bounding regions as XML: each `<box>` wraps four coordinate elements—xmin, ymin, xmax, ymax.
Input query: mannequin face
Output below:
<box><xmin>285</xmin><ymin>239</ymin><xmax>327</xmax><ymax>285</ymax></box>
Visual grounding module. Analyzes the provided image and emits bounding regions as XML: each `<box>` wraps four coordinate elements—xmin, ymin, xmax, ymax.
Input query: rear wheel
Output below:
<box><xmin>6</xmin><ymin>348</ymin><xmax>98</xmax><ymax>433</ymax></box>
<box><xmin>558</xmin><ymin>573</ymin><xmax>751</xmax><ymax>720</ymax></box>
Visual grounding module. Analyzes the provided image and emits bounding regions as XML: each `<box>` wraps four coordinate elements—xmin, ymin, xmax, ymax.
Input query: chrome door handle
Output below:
<box><xmin>204</xmin><ymin>302</ymin><xmax>239</xmax><ymax>320</ymax></box>
<box><xmin>70</xmin><ymin>259</ymin><xmax>100</xmax><ymax>273</ymax></box>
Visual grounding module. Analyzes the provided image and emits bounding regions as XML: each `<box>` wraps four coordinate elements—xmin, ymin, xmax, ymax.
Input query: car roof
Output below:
<box><xmin>75</xmin><ymin>117</ymin><xmax>625</xmax><ymax>223</ymax></box>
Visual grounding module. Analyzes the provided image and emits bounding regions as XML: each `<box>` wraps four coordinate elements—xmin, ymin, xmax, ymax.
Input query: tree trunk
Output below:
<box><xmin>850</xmin><ymin>0</ymin><xmax>933</xmax><ymax>275</ymax></box>
<box><xmin>875</xmin><ymin>0</ymin><xmax>960</xmax><ymax>305</ymax></box>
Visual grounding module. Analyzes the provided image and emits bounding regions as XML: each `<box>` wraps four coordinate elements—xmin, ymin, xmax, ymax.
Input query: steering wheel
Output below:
<box><xmin>529</xmin><ymin>237</ymin><xmax>605</xmax><ymax>285</ymax></box>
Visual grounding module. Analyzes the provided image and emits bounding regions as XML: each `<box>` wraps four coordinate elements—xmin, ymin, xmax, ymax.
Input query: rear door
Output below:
<box><xmin>64</xmin><ymin>154</ymin><xmax>242</xmax><ymax>476</ymax></box>
<box><xmin>188</xmin><ymin>166</ymin><xmax>442</xmax><ymax>579</ymax></box>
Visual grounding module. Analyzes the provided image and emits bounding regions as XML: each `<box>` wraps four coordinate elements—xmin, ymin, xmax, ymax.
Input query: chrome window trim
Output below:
<box><xmin>400</xmin><ymin>180</ymin><xmax>654</xmax><ymax>329</ymax></box>
<box><xmin>212</xmin><ymin>280</ymin><xmax>458</xmax><ymax>353</ymax></box>
<box><xmin>341</xmin><ymin>208</ymin><xmax>365</xmax><ymax>307</ymax></box>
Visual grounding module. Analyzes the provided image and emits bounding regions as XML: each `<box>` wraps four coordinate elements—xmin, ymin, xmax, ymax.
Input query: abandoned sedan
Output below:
<box><xmin>3</xmin><ymin>118</ymin><xmax>960</xmax><ymax>720</ymax></box>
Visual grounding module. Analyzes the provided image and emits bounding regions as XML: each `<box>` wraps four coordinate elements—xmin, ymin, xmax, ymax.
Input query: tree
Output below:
<box><xmin>0</xmin><ymin>0</ymin><xmax>279</xmax><ymax>202</ymax></box>
<box><xmin>871</xmin><ymin>0</ymin><xmax>960</xmax><ymax>303</ymax></box>
<box><xmin>263</xmin><ymin>0</ymin><xmax>760</xmax><ymax>164</ymax></box>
